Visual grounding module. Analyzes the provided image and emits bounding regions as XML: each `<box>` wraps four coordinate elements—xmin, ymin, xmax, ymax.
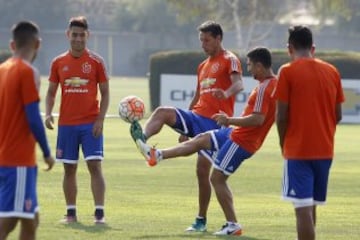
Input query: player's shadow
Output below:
<box><xmin>61</xmin><ymin>221</ymin><xmax>115</xmax><ymax>233</ymax></box>
<box><xmin>133</xmin><ymin>232</ymin><xmax>271</xmax><ymax>240</ymax></box>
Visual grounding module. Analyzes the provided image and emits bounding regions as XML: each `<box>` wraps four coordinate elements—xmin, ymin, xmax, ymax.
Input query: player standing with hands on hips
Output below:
<box><xmin>0</xmin><ymin>21</ymin><xmax>55</xmax><ymax>240</ymax></box>
<box><xmin>131</xmin><ymin>20</ymin><xmax>243</xmax><ymax>232</ymax></box>
<box><xmin>45</xmin><ymin>16</ymin><xmax>110</xmax><ymax>224</ymax></box>
<box><xmin>275</xmin><ymin>25</ymin><xmax>345</xmax><ymax>240</ymax></box>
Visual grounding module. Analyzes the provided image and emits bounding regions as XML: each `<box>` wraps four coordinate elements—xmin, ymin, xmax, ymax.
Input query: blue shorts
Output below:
<box><xmin>213</xmin><ymin>136</ymin><xmax>252</xmax><ymax>175</ymax></box>
<box><xmin>282</xmin><ymin>159</ymin><xmax>332</xmax><ymax>207</ymax></box>
<box><xmin>56</xmin><ymin>123</ymin><xmax>104</xmax><ymax>164</ymax></box>
<box><xmin>199</xmin><ymin>128</ymin><xmax>252</xmax><ymax>174</ymax></box>
<box><xmin>0</xmin><ymin>166</ymin><xmax>38</xmax><ymax>219</ymax></box>
<box><xmin>173</xmin><ymin>109</ymin><xmax>220</xmax><ymax>137</ymax></box>
<box><xmin>173</xmin><ymin>109</ymin><xmax>221</xmax><ymax>161</ymax></box>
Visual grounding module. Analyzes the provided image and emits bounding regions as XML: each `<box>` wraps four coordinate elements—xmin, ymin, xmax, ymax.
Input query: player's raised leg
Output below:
<box><xmin>136</xmin><ymin>132</ymin><xmax>212</xmax><ymax>166</ymax></box>
<box><xmin>130</xmin><ymin>106</ymin><xmax>178</xmax><ymax>143</ymax></box>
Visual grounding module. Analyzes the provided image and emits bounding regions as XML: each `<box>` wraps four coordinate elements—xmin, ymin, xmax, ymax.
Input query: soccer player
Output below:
<box><xmin>0</xmin><ymin>21</ymin><xmax>55</xmax><ymax>240</ymax></box>
<box><xmin>136</xmin><ymin>47</ymin><xmax>276</xmax><ymax>236</ymax></box>
<box><xmin>275</xmin><ymin>26</ymin><xmax>345</xmax><ymax>240</ymax></box>
<box><xmin>44</xmin><ymin>16</ymin><xmax>109</xmax><ymax>224</ymax></box>
<box><xmin>131</xmin><ymin>20</ymin><xmax>243</xmax><ymax>232</ymax></box>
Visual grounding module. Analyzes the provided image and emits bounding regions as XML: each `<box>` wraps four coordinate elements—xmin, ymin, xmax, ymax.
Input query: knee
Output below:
<box><xmin>210</xmin><ymin>170</ymin><xmax>224</xmax><ymax>188</ymax></box>
<box><xmin>153</xmin><ymin>107</ymin><xmax>176</xmax><ymax>124</ymax></box>
<box><xmin>87</xmin><ymin>162</ymin><xmax>103</xmax><ymax>176</ymax></box>
<box><xmin>63</xmin><ymin>164</ymin><xmax>77</xmax><ymax>177</ymax></box>
<box><xmin>196</xmin><ymin>158</ymin><xmax>211</xmax><ymax>179</ymax></box>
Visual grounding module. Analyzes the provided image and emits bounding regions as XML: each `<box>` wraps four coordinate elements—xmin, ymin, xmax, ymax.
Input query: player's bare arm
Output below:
<box><xmin>188</xmin><ymin>83</ymin><xmax>200</xmax><ymax>110</ymax></box>
<box><xmin>212</xmin><ymin>112</ymin><xmax>265</xmax><ymax>127</ymax></box>
<box><xmin>45</xmin><ymin>82</ymin><xmax>59</xmax><ymax>130</ymax></box>
<box><xmin>93</xmin><ymin>81</ymin><xmax>109</xmax><ymax>138</ymax></box>
<box><xmin>212</xmin><ymin>72</ymin><xmax>243</xmax><ymax>99</ymax></box>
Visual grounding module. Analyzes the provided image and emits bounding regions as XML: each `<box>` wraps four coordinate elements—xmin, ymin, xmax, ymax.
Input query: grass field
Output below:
<box><xmin>8</xmin><ymin>77</ymin><xmax>360</xmax><ymax>240</ymax></box>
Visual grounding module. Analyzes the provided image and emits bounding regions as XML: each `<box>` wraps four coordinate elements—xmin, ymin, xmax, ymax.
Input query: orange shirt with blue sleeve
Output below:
<box><xmin>192</xmin><ymin>50</ymin><xmax>242</xmax><ymax>118</ymax></box>
<box><xmin>230</xmin><ymin>77</ymin><xmax>277</xmax><ymax>153</ymax></box>
<box><xmin>0</xmin><ymin>57</ymin><xmax>40</xmax><ymax>167</ymax></box>
<box><xmin>49</xmin><ymin>49</ymin><xmax>108</xmax><ymax>125</ymax></box>
<box><xmin>276</xmin><ymin>58</ymin><xmax>345</xmax><ymax>159</ymax></box>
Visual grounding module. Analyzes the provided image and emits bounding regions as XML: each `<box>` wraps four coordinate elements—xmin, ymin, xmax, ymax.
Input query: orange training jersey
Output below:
<box><xmin>0</xmin><ymin>57</ymin><xmax>40</xmax><ymax>167</ymax></box>
<box><xmin>230</xmin><ymin>77</ymin><xmax>277</xmax><ymax>153</ymax></box>
<box><xmin>192</xmin><ymin>50</ymin><xmax>242</xmax><ymax>118</ymax></box>
<box><xmin>276</xmin><ymin>58</ymin><xmax>345</xmax><ymax>159</ymax></box>
<box><xmin>49</xmin><ymin>49</ymin><xmax>108</xmax><ymax>125</ymax></box>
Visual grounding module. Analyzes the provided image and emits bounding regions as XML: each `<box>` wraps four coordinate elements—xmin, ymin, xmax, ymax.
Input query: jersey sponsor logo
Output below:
<box><xmin>227</xmin><ymin>166</ymin><xmax>234</xmax><ymax>172</ymax></box>
<box><xmin>82</xmin><ymin>62</ymin><xmax>92</xmax><ymax>74</ymax></box>
<box><xmin>200</xmin><ymin>78</ymin><xmax>216</xmax><ymax>89</ymax></box>
<box><xmin>64</xmin><ymin>77</ymin><xmax>89</xmax><ymax>87</ymax></box>
<box><xmin>65</xmin><ymin>88</ymin><xmax>89</xmax><ymax>93</ymax></box>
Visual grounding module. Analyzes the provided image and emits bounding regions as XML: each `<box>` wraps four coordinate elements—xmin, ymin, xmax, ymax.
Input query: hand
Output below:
<box><xmin>212</xmin><ymin>88</ymin><xmax>227</xmax><ymax>99</ymax></box>
<box><xmin>92</xmin><ymin>118</ymin><xmax>104</xmax><ymax>138</ymax></box>
<box><xmin>178</xmin><ymin>134</ymin><xmax>189</xmax><ymax>143</ymax></box>
<box><xmin>212</xmin><ymin>113</ymin><xmax>229</xmax><ymax>126</ymax></box>
<box><xmin>43</xmin><ymin>155</ymin><xmax>55</xmax><ymax>171</ymax></box>
<box><xmin>44</xmin><ymin>115</ymin><xmax>54</xmax><ymax>130</ymax></box>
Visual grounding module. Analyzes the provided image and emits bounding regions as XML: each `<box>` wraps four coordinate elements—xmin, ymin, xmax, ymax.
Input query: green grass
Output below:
<box><xmin>8</xmin><ymin>77</ymin><xmax>360</xmax><ymax>240</ymax></box>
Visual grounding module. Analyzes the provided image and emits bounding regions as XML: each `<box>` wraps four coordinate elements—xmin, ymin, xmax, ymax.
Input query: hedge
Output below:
<box><xmin>148</xmin><ymin>49</ymin><xmax>360</xmax><ymax>110</ymax></box>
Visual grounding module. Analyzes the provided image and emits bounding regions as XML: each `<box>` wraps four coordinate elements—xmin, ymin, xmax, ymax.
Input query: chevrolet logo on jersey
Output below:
<box><xmin>343</xmin><ymin>88</ymin><xmax>360</xmax><ymax>115</ymax></box>
<box><xmin>64</xmin><ymin>77</ymin><xmax>89</xmax><ymax>87</ymax></box>
<box><xmin>200</xmin><ymin>78</ymin><xmax>216</xmax><ymax>88</ymax></box>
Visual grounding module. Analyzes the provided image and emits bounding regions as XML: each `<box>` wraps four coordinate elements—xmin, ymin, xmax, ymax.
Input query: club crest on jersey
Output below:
<box><xmin>62</xmin><ymin>65</ymin><xmax>69</xmax><ymax>72</ymax></box>
<box><xmin>211</xmin><ymin>62</ymin><xmax>220</xmax><ymax>73</ymax></box>
<box><xmin>82</xmin><ymin>62</ymin><xmax>92</xmax><ymax>74</ymax></box>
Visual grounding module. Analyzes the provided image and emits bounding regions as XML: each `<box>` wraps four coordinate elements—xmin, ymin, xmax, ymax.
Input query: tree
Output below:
<box><xmin>312</xmin><ymin>0</ymin><xmax>360</xmax><ymax>33</ymax></box>
<box><xmin>65</xmin><ymin>0</ymin><xmax>118</xmax><ymax>29</ymax></box>
<box><xmin>168</xmin><ymin>0</ymin><xmax>360</xmax><ymax>53</ymax></box>
<box><xmin>0</xmin><ymin>0</ymin><xmax>67</xmax><ymax>29</ymax></box>
<box><xmin>167</xmin><ymin>0</ymin><xmax>292</xmax><ymax>54</ymax></box>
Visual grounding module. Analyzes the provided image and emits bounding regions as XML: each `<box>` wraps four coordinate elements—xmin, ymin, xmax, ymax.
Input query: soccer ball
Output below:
<box><xmin>118</xmin><ymin>95</ymin><xmax>145</xmax><ymax>123</ymax></box>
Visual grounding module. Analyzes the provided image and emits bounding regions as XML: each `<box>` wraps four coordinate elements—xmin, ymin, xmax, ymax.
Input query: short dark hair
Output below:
<box><xmin>288</xmin><ymin>25</ymin><xmax>313</xmax><ymax>50</ymax></box>
<box><xmin>247</xmin><ymin>47</ymin><xmax>272</xmax><ymax>68</ymax></box>
<box><xmin>197</xmin><ymin>20</ymin><xmax>223</xmax><ymax>40</ymax></box>
<box><xmin>69</xmin><ymin>16</ymin><xmax>88</xmax><ymax>30</ymax></box>
<box><xmin>11</xmin><ymin>21</ymin><xmax>39</xmax><ymax>48</ymax></box>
